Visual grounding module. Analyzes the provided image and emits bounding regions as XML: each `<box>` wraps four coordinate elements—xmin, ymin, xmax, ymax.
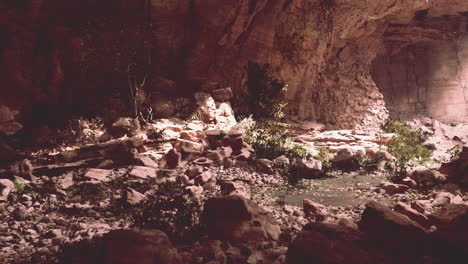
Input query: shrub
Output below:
<box><xmin>131</xmin><ymin>182</ymin><xmax>203</xmax><ymax>242</ymax></box>
<box><xmin>384</xmin><ymin>120</ymin><xmax>432</xmax><ymax>166</ymax></box>
<box><xmin>239</xmin><ymin>117</ymin><xmax>312</xmax><ymax>161</ymax></box>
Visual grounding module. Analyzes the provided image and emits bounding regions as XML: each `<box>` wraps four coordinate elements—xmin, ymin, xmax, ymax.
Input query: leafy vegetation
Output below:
<box><xmin>385</xmin><ymin>120</ymin><xmax>432</xmax><ymax>165</ymax></box>
<box><xmin>384</xmin><ymin>120</ymin><xmax>432</xmax><ymax>182</ymax></box>
<box><xmin>132</xmin><ymin>182</ymin><xmax>203</xmax><ymax>242</ymax></box>
<box><xmin>238</xmin><ymin>117</ymin><xmax>312</xmax><ymax>161</ymax></box>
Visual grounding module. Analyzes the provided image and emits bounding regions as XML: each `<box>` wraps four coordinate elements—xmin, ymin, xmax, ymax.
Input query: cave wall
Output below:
<box><xmin>372</xmin><ymin>14</ymin><xmax>468</xmax><ymax>123</ymax></box>
<box><xmin>2</xmin><ymin>0</ymin><xmax>468</xmax><ymax>132</ymax></box>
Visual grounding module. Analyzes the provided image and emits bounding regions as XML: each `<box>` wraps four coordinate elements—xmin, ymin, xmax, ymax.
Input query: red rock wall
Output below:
<box><xmin>1</xmin><ymin>0</ymin><xmax>468</xmax><ymax>130</ymax></box>
<box><xmin>373</xmin><ymin>14</ymin><xmax>468</xmax><ymax>123</ymax></box>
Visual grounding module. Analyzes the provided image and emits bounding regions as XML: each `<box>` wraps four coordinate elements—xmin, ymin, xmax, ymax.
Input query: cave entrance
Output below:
<box><xmin>371</xmin><ymin>19</ymin><xmax>468</xmax><ymax>124</ymax></box>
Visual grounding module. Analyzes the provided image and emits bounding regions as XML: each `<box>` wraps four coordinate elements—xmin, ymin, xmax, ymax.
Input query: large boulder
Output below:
<box><xmin>290</xmin><ymin>159</ymin><xmax>322</xmax><ymax>179</ymax></box>
<box><xmin>409</xmin><ymin>167</ymin><xmax>447</xmax><ymax>185</ymax></box>
<box><xmin>202</xmin><ymin>195</ymin><xmax>281</xmax><ymax>242</ymax></box>
<box><xmin>358</xmin><ymin>201</ymin><xmax>430</xmax><ymax>259</ymax></box>
<box><xmin>439</xmin><ymin>146</ymin><xmax>468</xmax><ymax>186</ymax></box>
<box><xmin>331</xmin><ymin>148</ymin><xmax>365</xmax><ymax>172</ymax></box>
<box><xmin>60</xmin><ymin>229</ymin><xmax>182</xmax><ymax>264</ymax></box>
<box><xmin>286</xmin><ymin>222</ymin><xmax>391</xmax><ymax>264</ymax></box>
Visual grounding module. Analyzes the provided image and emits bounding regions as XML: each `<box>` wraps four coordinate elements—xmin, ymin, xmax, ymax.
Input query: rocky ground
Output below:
<box><xmin>0</xmin><ymin>91</ymin><xmax>467</xmax><ymax>264</ymax></box>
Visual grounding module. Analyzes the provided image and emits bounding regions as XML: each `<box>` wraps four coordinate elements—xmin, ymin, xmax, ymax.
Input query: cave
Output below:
<box><xmin>1</xmin><ymin>1</ymin><xmax>468</xmax><ymax>264</ymax></box>
<box><xmin>372</xmin><ymin>13</ymin><xmax>468</xmax><ymax>124</ymax></box>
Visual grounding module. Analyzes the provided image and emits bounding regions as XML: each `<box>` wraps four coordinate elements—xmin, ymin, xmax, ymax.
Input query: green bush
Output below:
<box><xmin>385</xmin><ymin>120</ymin><xmax>432</xmax><ymax>166</ymax></box>
<box><xmin>238</xmin><ymin>117</ymin><xmax>312</xmax><ymax>161</ymax></box>
<box><xmin>131</xmin><ymin>182</ymin><xmax>202</xmax><ymax>242</ymax></box>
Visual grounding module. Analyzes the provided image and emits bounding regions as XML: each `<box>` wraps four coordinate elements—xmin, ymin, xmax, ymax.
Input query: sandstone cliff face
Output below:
<box><xmin>373</xmin><ymin>14</ymin><xmax>468</xmax><ymax>123</ymax></box>
<box><xmin>1</xmin><ymin>0</ymin><xmax>468</xmax><ymax>131</ymax></box>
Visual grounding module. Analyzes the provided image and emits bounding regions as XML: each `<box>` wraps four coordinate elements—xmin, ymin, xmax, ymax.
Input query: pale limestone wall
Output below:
<box><xmin>372</xmin><ymin>35</ymin><xmax>468</xmax><ymax>123</ymax></box>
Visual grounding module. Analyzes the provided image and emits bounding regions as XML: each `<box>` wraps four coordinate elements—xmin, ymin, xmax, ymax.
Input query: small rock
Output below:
<box><xmin>128</xmin><ymin>166</ymin><xmax>157</xmax><ymax>179</ymax></box>
<box><xmin>378</xmin><ymin>182</ymin><xmax>409</xmax><ymax>195</ymax></box>
<box><xmin>303</xmin><ymin>199</ymin><xmax>327</xmax><ymax>221</ymax></box>
<box><xmin>126</xmin><ymin>188</ymin><xmax>145</xmax><ymax>205</ymax></box>
<box><xmin>83</xmin><ymin>169</ymin><xmax>112</xmax><ymax>182</ymax></box>
<box><xmin>136</xmin><ymin>156</ymin><xmax>158</xmax><ymax>169</ymax></box>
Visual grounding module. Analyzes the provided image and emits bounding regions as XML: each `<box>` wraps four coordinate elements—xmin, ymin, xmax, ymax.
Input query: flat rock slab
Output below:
<box><xmin>83</xmin><ymin>169</ymin><xmax>112</xmax><ymax>182</ymax></box>
<box><xmin>128</xmin><ymin>166</ymin><xmax>157</xmax><ymax>179</ymax></box>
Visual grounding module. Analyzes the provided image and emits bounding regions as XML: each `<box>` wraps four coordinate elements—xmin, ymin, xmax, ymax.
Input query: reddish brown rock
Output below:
<box><xmin>202</xmin><ymin>195</ymin><xmax>280</xmax><ymax>242</ymax></box>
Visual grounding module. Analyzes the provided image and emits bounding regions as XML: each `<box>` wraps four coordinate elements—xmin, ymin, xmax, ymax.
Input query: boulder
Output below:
<box><xmin>439</xmin><ymin>146</ymin><xmax>468</xmax><ymax>186</ymax></box>
<box><xmin>290</xmin><ymin>159</ymin><xmax>322</xmax><ymax>179</ymax></box>
<box><xmin>303</xmin><ymin>199</ymin><xmax>327</xmax><ymax>221</ymax></box>
<box><xmin>174</xmin><ymin>139</ymin><xmax>204</xmax><ymax>154</ymax></box>
<box><xmin>409</xmin><ymin>167</ymin><xmax>447</xmax><ymax>185</ymax></box>
<box><xmin>219</xmin><ymin>181</ymin><xmax>251</xmax><ymax>199</ymax></box>
<box><xmin>431</xmin><ymin>191</ymin><xmax>455</xmax><ymax>207</ymax></box>
<box><xmin>60</xmin><ymin>229</ymin><xmax>182</xmax><ymax>264</ymax></box>
<box><xmin>358</xmin><ymin>201</ymin><xmax>429</xmax><ymax>257</ymax></box>
<box><xmin>163</xmin><ymin>148</ymin><xmax>181</xmax><ymax>169</ymax></box>
<box><xmin>378</xmin><ymin>182</ymin><xmax>409</xmax><ymax>194</ymax></box>
<box><xmin>256</xmin><ymin>158</ymin><xmax>274</xmax><ymax>174</ymax></box>
<box><xmin>110</xmin><ymin>117</ymin><xmax>140</xmax><ymax>138</ymax></box>
<box><xmin>286</xmin><ymin>222</ymin><xmax>390</xmax><ymax>264</ymax></box>
<box><xmin>128</xmin><ymin>166</ymin><xmax>157</xmax><ymax>179</ymax></box>
<box><xmin>331</xmin><ymin>148</ymin><xmax>365</xmax><ymax>172</ymax></box>
<box><xmin>0</xmin><ymin>179</ymin><xmax>15</xmax><ymax>201</ymax></box>
<box><xmin>394</xmin><ymin>202</ymin><xmax>430</xmax><ymax>228</ymax></box>
<box><xmin>202</xmin><ymin>195</ymin><xmax>280</xmax><ymax>242</ymax></box>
